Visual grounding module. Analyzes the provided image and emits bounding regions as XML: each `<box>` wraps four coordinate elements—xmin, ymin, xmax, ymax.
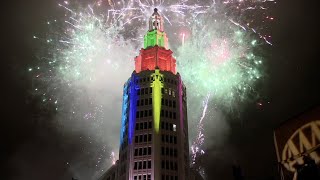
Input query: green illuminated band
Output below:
<box><xmin>151</xmin><ymin>69</ymin><xmax>163</xmax><ymax>133</ymax></box>
<box><xmin>144</xmin><ymin>30</ymin><xmax>167</xmax><ymax>49</ymax></box>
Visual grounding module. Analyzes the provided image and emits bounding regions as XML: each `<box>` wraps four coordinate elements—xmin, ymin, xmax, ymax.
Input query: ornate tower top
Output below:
<box><xmin>149</xmin><ymin>8</ymin><xmax>164</xmax><ymax>32</ymax></box>
<box><xmin>135</xmin><ymin>8</ymin><xmax>176</xmax><ymax>74</ymax></box>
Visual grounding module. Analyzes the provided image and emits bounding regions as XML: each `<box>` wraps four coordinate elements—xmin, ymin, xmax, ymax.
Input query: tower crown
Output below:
<box><xmin>135</xmin><ymin>8</ymin><xmax>176</xmax><ymax>74</ymax></box>
<box><xmin>149</xmin><ymin>8</ymin><xmax>164</xmax><ymax>32</ymax></box>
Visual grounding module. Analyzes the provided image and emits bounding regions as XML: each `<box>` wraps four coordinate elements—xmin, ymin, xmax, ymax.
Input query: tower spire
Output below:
<box><xmin>149</xmin><ymin>8</ymin><xmax>164</xmax><ymax>32</ymax></box>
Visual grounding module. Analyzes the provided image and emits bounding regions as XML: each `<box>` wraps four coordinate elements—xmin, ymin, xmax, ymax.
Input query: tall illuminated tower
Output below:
<box><xmin>116</xmin><ymin>9</ymin><xmax>189</xmax><ymax>180</ymax></box>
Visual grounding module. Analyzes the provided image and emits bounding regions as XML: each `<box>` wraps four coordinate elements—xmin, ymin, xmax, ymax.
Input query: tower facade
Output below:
<box><xmin>118</xmin><ymin>9</ymin><xmax>189</xmax><ymax>180</ymax></box>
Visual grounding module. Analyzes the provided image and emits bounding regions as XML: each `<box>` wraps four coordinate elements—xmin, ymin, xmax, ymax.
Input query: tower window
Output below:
<box><xmin>149</xmin><ymin>98</ymin><xmax>152</xmax><ymax>105</ymax></box>
<box><xmin>144</xmin><ymin>134</ymin><xmax>147</xmax><ymax>142</ymax></box>
<box><xmin>143</xmin><ymin>161</ymin><xmax>146</xmax><ymax>169</ymax></box>
<box><xmin>143</xmin><ymin>147</ymin><xmax>147</xmax><ymax>155</ymax></box>
<box><xmin>150</xmin><ymin>87</ymin><xmax>152</xmax><ymax>94</ymax></box>
<box><xmin>138</xmin><ymin>161</ymin><xmax>142</xmax><ymax>169</ymax></box>
<box><xmin>173</xmin><ymin>124</ymin><xmax>176</xmax><ymax>131</ymax></box>
<box><xmin>141</xmin><ymin>100</ymin><xmax>144</xmax><ymax>106</ymax></box>
<box><xmin>149</xmin><ymin>109</ymin><xmax>152</xmax><ymax>116</ymax></box>
<box><xmin>148</xmin><ymin>121</ymin><xmax>152</xmax><ymax>129</ymax></box>
<box><xmin>137</xmin><ymin>100</ymin><xmax>140</xmax><ymax>106</ymax></box>
<box><xmin>145</xmin><ymin>99</ymin><xmax>148</xmax><ymax>105</ymax></box>
<box><xmin>148</xmin><ymin>134</ymin><xmax>152</xmax><ymax>141</ymax></box>
<box><xmin>173</xmin><ymin>112</ymin><xmax>176</xmax><ymax>119</ymax></box>
<box><xmin>148</xmin><ymin>160</ymin><xmax>151</xmax><ymax>169</ymax></box>
<box><xmin>139</xmin><ymin>148</ymin><xmax>142</xmax><ymax>156</ymax></box>
<box><xmin>148</xmin><ymin>147</ymin><xmax>151</xmax><ymax>155</ymax></box>
<box><xmin>140</xmin><ymin>123</ymin><xmax>143</xmax><ymax>130</ymax></box>
<box><xmin>144</xmin><ymin>122</ymin><xmax>147</xmax><ymax>129</ymax></box>
<box><xmin>144</xmin><ymin>110</ymin><xmax>148</xmax><ymax>117</ymax></box>
<box><xmin>134</xmin><ymin>162</ymin><xmax>137</xmax><ymax>170</ymax></box>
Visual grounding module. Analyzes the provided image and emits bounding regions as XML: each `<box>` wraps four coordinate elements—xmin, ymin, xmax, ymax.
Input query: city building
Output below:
<box><xmin>273</xmin><ymin>106</ymin><xmax>320</xmax><ymax>180</ymax></box>
<box><xmin>101</xmin><ymin>8</ymin><xmax>190</xmax><ymax>180</ymax></box>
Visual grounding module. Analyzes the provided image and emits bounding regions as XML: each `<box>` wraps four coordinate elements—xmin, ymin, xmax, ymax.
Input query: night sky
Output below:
<box><xmin>3</xmin><ymin>0</ymin><xmax>320</xmax><ymax>180</ymax></box>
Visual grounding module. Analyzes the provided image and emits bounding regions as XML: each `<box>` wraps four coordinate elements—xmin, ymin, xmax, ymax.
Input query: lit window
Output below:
<box><xmin>173</xmin><ymin>124</ymin><xmax>176</xmax><ymax>131</ymax></box>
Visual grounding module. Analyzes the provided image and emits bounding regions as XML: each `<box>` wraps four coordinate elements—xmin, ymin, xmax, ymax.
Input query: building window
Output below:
<box><xmin>144</xmin><ymin>134</ymin><xmax>147</xmax><ymax>142</ymax></box>
<box><xmin>148</xmin><ymin>160</ymin><xmax>151</xmax><ymax>169</ymax></box>
<box><xmin>148</xmin><ymin>147</ymin><xmax>151</xmax><ymax>155</ymax></box>
<box><xmin>143</xmin><ymin>147</ymin><xmax>147</xmax><ymax>155</ymax></box>
<box><xmin>148</xmin><ymin>134</ymin><xmax>152</xmax><ymax>141</ymax></box>
<box><xmin>143</xmin><ymin>161</ymin><xmax>146</xmax><ymax>169</ymax></box>
<box><xmin>149</xmin><ymin>109</ymin><xmax>152</xmax><ymax>116</ymax></box>
<box><xmin>173</xmin><ymin>124</ymin><xmax>176</xmax><ymax>131</ymax></box>
<box><xmin>138</xmin><ymin>161</ymin><xmax>142</xmax><ymax>169</ymax></box>
<box><xmin>134</xmin><ymin>162</ymin><xmax>137</xmax><ymax>170</ymax></box>
<box><xmin>137</xmin><ymin>100</ymin><xmax>140</xmax><ymax>106</ymax></box>
<box><xmin>149</xmin><ymin>98</ymin><xmax>152</xmax><ymax>105</ymax></box>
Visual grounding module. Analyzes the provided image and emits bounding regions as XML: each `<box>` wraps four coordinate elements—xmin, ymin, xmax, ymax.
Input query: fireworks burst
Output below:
<box><xmin>29</xmin><ymin>0</ymin><xmax>275</xmax><ymax>178</ymax></box>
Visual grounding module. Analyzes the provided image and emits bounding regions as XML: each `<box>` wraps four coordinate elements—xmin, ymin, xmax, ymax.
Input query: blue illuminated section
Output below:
<box><xmin>120</xmin><ymin>80</ymin><xmax>129</xmax><ymax>146</ymax></box>
<box><xmin>128</xmin><ymin>74</ymin><xmax>139</xmax><ymax>144</ymax></box>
